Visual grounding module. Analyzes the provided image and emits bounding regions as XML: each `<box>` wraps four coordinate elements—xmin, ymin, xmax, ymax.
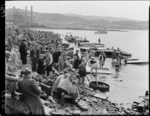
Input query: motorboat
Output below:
<box><xmin>78</xmin><ymin>42</ymin><xmax>105</xmax><ymax>48</ymax></box>
<box><xmin>80</xmin><ymin>47</ymin><xmax>132</xmax><ymax>58</ymax></box>
<box><xmin>94</xmin><ymin>30</ymin><xmax>107</xmax><ymax>34</ymax></box>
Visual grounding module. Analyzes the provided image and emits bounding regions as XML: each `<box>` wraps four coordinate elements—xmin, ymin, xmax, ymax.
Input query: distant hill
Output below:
<box><xmin>64</xmin><ymin>13</ymin><xmax>130</xmax><ymax>22</ymax></box>
<box><xmin>6</xmin><ymin>8</ymin><xmax>148</xmax><ymax>30</ymax></box>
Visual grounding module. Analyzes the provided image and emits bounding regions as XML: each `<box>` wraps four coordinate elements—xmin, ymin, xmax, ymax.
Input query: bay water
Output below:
<box><xmin>33</xmin><ymin>28</ymin><xmax>149</xmax><ymax>104</ymax></box>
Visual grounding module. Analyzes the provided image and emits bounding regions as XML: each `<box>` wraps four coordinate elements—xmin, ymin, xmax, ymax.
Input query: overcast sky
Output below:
<box><xmin>6</xmin><ymin>1</ymin><xmax>149</xmax><ymax>21</ymax></box>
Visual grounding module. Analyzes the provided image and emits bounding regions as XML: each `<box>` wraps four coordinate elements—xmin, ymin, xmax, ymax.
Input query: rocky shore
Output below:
<box><xmin>5</xmin><ymin>47</ymin><xmax>149</xmax><ymax>115</ymax></box>
<box><xmin>5</xmin><ymin>26</ymin><xmax>149</xmax><ymax>115</ymax></box>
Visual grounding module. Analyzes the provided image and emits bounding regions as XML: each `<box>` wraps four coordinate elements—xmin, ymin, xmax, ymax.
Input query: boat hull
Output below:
<box><xmin>126</xmin><ymin>61</ymin><xmax>149</xmax><ymax>65</ymax></box>
<box><xmin>80</xmin><ymin>48</ymin><xmax>132</xmax><ymax>58</ymax></box>
<box><xmin>94</xmin><ymin>31</ymin><xmax>107</xmax><ymax>34</ymax></box>
<box><xmin>78</xmin><ymin>43</ymin><xmax>105</xmax><ymax>48</ymax></box>
<box><xmin>89</xmin><ymin>81</ymin><xmax>110</xmax><ymax>92</ymax></box>
<box><xmin>61</xmin><ymin>43</ymin><xmax>70</xmax><ymax>48</ymax></box>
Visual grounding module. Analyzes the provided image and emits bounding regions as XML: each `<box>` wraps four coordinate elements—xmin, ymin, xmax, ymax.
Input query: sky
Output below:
<box><xmin>6</xmin><ymin>1</ymin><xmax>149</xmax><ymax>21</ymax></box>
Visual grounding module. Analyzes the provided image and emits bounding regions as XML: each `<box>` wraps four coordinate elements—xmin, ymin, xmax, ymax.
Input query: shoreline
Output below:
<box><xmin>29</xmin><ymin>26</ymin><xmax>147</xmax><ymax>32</ymax></box>
<box><xmin>5</xmin><ymin>25</ymin><xmax>149</xmax><ymax>115</ymax></box>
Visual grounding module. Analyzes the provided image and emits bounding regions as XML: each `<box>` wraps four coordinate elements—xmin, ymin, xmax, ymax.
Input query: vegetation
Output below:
<box><xmin>6</xmin><ymin>8</ymin><xmax>148</xmax><ymax>30</ymax></box>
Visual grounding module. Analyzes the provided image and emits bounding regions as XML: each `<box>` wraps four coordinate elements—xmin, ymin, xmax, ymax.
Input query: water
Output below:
<box><xmin>33</xmin><ymin>28</ymin><xmax>149</xmax><ymax>104</ymax></box>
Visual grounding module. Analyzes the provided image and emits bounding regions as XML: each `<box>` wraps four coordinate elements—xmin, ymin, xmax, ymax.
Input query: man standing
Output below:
<box><xmin>78</xmin><ymin>60</ymin><xmax>86</xmax><ymax>85</ymax></box>
<box><xmin>19</xmin><ymin>39</ymin><xmax>28</xmax><ymax>69</ymax></box>
<box><xmin>74</xmin><ymin>50</ymin><xmax>80</xmax><ymax>60</ymax></box>
<box><xmin>58</xmin><ymin>52</ymin><xmax>65</xmax><ymax>72</ymax></box>
<box><xmin>112</xmin><ymin>50</ymin><xmax>117</xmax><ymax>63</ymax></box>
<box><xmin>17</xmin><ymin>70</ymin><xmax>45</xmax><ymax>115</ymax></box>
<box><xmin>89</xmin><ymin>57</ymin><xmax>98</xmax><ymax>77</ymax></box>
<box><xmin>98</xmin><ymin>38</ymin><xmax>101</xmax><ymax>43</ymax></box>
<box><xmin>67</xmin><ymin>47</ymin><xmax>74</xmax><ymax>59</ymax></box>
<box><xmin>46</xmin><ymin>49</ymin><xmax>53</xmax><ymax>76</ymax></box>
<box><xmin>73</xmin><ymin>55</ymin><xmax>80</xmax><ymax>71</ymax></box>
<box><xmin>99</xmin><ymin>51</ymin><xmax>106</xmax><ymax>68</ymax></box>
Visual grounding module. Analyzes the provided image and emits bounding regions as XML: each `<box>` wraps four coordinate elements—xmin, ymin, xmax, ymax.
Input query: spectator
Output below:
<box><xmin>19</xmin><ymin>39</ymin><xmax>28</xmax><ymax>69</ymax></box>
<box><xmin>46</xmin><ymin>50</ymin><xmax>53</xmax><ymax>76</ymax></box>
<box><xmin>17</xmin><ymin>70</ymin><xmax>45</xmax><ymax>115</ymax></box>
<box><xmin>37</xmin><ymin>54</ymin><xmax>45</xmax><ymax>78</ymax></box>
<box><xmin>78</xmin><ymin>60</ymin><xmax>86</xmax><ymax>85</ymax></box>
<box><xmin>99</xmin><ymin>51</ymin><xmax>106</xmax><ymax>68</ymax></box>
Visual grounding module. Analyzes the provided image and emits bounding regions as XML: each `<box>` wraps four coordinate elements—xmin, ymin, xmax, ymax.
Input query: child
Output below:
<box><xmin>69</xmin><ymin>80</ymin><xmax>80</xmax><ymax>99</ymax></box>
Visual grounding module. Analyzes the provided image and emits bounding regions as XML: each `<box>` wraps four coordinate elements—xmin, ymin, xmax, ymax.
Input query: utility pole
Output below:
<box><xmin>25</xmin><ymin>6</ymin><xmax>27</xmax><ymax>23</ymax></box>
<box><xmin>31</xmin><ymin>5</ymin><xmax>33</xmax><ymax>29</ymax></box>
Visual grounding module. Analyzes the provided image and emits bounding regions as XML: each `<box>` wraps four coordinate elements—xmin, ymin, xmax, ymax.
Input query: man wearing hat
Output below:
<box><xmin>17</xmin><ymin>70</ymin><xmax>45</xmax><ymax>115</ymax></box>
<box><xmin>99</xmin><ymin>51</ymin><xmax>106</xmax><ymax>68</ymax></box>
<box><xmin>19</xmin><ymin>39</ymin><xmax>28</xmax><ymax>69</ymax></box>
<box><xmin>67</xmin><ymin>47</ymin><xmax>74</xmax><ymax>59</ymax></box>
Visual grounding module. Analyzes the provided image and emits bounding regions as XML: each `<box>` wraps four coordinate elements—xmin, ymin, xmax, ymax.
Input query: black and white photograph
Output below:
<box><xmin>4</xmin><ymin>0</ymin><xmax>149</xmax><ymax>115</ymax></box>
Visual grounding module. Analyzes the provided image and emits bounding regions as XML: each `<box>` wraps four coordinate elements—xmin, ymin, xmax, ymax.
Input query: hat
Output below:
<box><xmin>24</xmin><ymin>70</ymin><xmax>31</xmax><ymax>76</ymax></box>
<box><xmin>63</xmin><ymin>70</ymin><xmax>68</xmax><ymax>74</ymax></box>
<box><xmin>22</xmin><ymin>38</ymin><xmax>26</xmax><ymax>41</ymax></box>
<box><xmin>72</xmin><ymin>80</ymin><xmax>77</xmax><ymax>85</ymax></box>
<box><xmin>67</xmin><ymin>56</ymin><xmax>71</xmax><ymax>59</ymax></box>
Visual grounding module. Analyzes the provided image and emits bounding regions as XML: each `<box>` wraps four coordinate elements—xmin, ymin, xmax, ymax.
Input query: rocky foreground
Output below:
<box><xmin>5</xmin><ymin>47</ymin><xmax>149</xmax><ymax>115</ymax></box>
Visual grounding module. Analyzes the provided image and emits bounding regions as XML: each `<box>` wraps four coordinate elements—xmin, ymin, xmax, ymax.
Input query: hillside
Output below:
<box><xmin>6</xmin><ymin>8</ymin><xmax>148</xmax><ymax>30</ymax></box>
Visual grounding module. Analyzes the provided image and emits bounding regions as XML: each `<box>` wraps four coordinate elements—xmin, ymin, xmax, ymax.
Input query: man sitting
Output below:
<box><xmin>51</xmin><ymin>70</ymin><xmax>80</xmax><ymax>105</ymax></box>
<box><xmin>51</xmin><ymin>70</ymin><xmax>70</xmax><ymax>95</ymax></box>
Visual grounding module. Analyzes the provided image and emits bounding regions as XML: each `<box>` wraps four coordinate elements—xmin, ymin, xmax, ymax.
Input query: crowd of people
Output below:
<box><xmin>5</xmin><ymin>26</ymin><xmax>123</xmax><ymax>115</ymax></box>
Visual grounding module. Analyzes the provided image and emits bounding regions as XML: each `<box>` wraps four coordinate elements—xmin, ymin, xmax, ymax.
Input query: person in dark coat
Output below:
<box><xmin>37</xmin><ymin>54</ymin><xmax>45</xmax><ymax>77</ymax></box>
<box><xmin>32</xmin><ymin>53</ymin><xmax>37</xmax><ymax>72</ymax></box>
<box><xmin>17</xmin><ymin>70</ymin><xmax>45</xmax><ymax>115</ymax></box>
<box><xmin>46</xmin><ymin>50</ymin><xmax>53</xmax><ymax>76</ymax></box>
<box><xmin>36</xmin><ymin>48</ymin><xmax>40</xmax><ymax>60</ymax></box>
<box><xmin>73</xmin><ymin>55</ymin><xmax>80</xmax><ymax>71</ymax></box>
<box><xmin>78</xmin><ymin>60</ymin><xmax>86</xmax><ymax>85</ymax></box>
<box><xmin>30</xmin><ymin>47</ymin><xmax>35</xmax><ymax>60</ymax></box>
<box><xmin>99</xmin><ymin>51</ymin><xmax>106</xmax><ymax>68</ymax></box>
<box><xmin>74</xmin><ymin>50</ymin><xmax>80</xmax><ymax>60</ymax></box>
<box><xmin>19</xmin><ymin>39</ymin><xmax>28</xmax><ymax>66</ymax></box>
<box><xmin>7</xmin><ymin>37</ymin><xmax>13</xmax><ymax>51</ymax></box>
<box><xmin>112</xmin><ymin>50</ymin><xmax>117</xmax><ymax>63</ymax></box>
<box><xmin>53</xmin><ymin>48</ymin><xmax>61</xmax><ymax>64</ymax></box>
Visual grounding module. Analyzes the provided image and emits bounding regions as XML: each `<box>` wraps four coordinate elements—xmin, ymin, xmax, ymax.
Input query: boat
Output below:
<box><xmin>125</xmin><ymin>58</ymin><xmax>139</xmax><ymax>61</ymax></box>
<box><xmin>76</xmin><ymin>37</ymin><xmax>89</xmax><ymax>43</ymax></box>
<box><xmin>64</xmin><ymin>36</ymin><xmax>76</xmax><ymax>43</ymax></box>
<box><xmin>64</xmin><ymin>33</ymin><xmax>76</xmax><ymax>43</ymax></box>
<box><xmin>86</xmin><ymin>67</ymin><xmax>114</xmax><ymax>75</ymax></box>
<box><xmin>78</xmin><ymin>42</ymin><xmax>105</xmax><ymax>48</ymax></box>
<box><xmin>92</xmin><ymin>43</ymin><xmax>105</xmax><ymax>48</ymax></box>
<box><xmin>80</xmin><ymin>47</ymin><xmax>132</xmax><ymax>58</ymax></box>
<box><xmin>95</xmin><ymin>49</ymin><xmax>132</xmax><ymax>58</ymax></box>
<box><xmin>89</xmin><ymin>81</ymin><xmax>110</xmax><ymax>92</ymax></box>
<box><xmin>94</xmin><ymin>30</ymin><xmax>107</xmax><ymax>34</ymax></box>
<box><xmin>125</xmin><ymin>60</ymin><xmax>149</xmax><ymax>65</ymax></box>
<box><xmin>61</xmin><ymin>43</ymin><xmax>70</xmax><ymax>49</ymax></box>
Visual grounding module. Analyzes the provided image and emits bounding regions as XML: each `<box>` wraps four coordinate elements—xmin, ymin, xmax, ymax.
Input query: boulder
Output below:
<box><xmin>72</xmin><ymin>110</ymin><xmax>81</xmax><ymax>115</ymax></box>
<box><xmin>77</xmin><ymin>100</ymin><xmax>89</xmax><ymax>111</ymax></box>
